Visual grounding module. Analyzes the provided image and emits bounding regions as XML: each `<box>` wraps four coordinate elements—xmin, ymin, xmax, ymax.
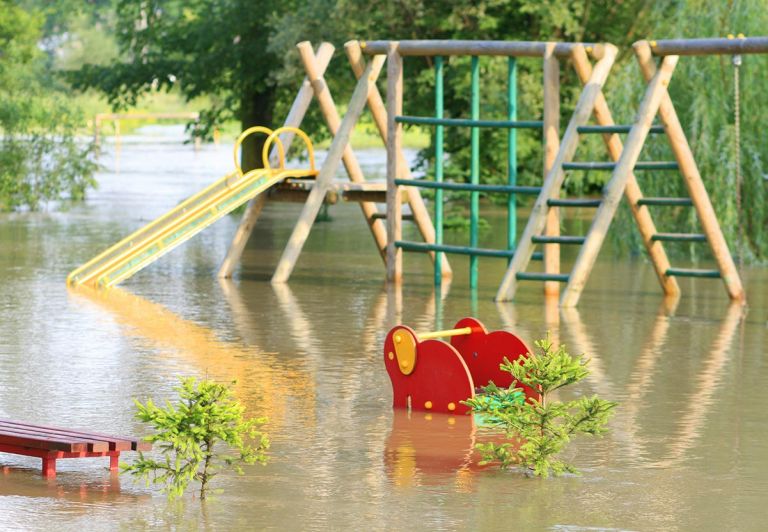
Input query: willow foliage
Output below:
<box><xmin>605</xmin><ymin>0</ymin><xmax>768</xmax><ymax>261</ymax></box>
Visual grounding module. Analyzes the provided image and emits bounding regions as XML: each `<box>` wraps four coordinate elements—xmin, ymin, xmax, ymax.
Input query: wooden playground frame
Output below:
<box><xmin>218</xmin><ymin>37</ymin><xmax>763</xmax><ymax>306</ymax></box>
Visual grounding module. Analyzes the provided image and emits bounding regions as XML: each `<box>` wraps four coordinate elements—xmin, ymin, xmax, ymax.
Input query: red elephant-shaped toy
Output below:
<box><xmin>383</xmin><ymin>317</ymin><xmax>540</xmax><ymax>415</ymax></box>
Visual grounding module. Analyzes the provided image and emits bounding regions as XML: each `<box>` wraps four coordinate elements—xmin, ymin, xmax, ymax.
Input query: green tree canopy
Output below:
<box><xmin>0</xmin><ymin>1</ymin><xmax>97</xmax><ymax>211</ymax></box>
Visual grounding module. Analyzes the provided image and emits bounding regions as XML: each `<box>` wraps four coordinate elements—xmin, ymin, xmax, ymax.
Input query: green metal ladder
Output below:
<box><xmin>497</xmin><ymin>45</ymin><xmax>744</xmax><ymax>306</ymax></box>
<box><xmin>393</xmin><ymin>55</ymin><xmax>548</xmax><ymax>290</ymax></box>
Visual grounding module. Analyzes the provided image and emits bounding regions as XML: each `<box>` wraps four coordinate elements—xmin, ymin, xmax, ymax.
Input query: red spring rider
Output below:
<box><xmin>383</xmin><ymin>317</ymin><xmax>540</xmax><ymax>415</ymax></box>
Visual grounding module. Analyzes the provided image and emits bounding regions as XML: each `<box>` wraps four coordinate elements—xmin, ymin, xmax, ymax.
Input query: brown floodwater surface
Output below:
<box><xmin>0</xmin><ymin>133</ymin><xmax>766</xmax><ymax>531</ymax></box>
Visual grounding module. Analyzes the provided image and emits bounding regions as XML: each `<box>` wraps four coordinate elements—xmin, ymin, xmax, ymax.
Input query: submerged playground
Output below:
<box><xmin>1</xmin><ymin>37</ymin><xmax>768</xmax><ymax>529</ymax></box>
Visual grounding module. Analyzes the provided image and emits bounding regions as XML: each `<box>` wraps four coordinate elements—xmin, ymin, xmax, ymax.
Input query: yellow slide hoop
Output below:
<box><xmin>233</xmin><ymin>126</ymin><xmax>285</xmax><ymax>177</ymax></box>
<box><xmin>261</xmin><ymin>127</ymin><xmax>316</xmax><ymax>173</ymax></box>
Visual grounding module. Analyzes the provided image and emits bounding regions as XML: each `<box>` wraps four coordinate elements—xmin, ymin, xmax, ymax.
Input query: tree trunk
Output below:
<box><xmin>239</xmin><ymin>87</ymin><xmax>276</xmax><ymax>172</ymax></box>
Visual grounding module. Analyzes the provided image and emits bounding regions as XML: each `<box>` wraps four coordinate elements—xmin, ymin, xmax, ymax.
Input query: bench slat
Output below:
<box><xmin>0</xmin><ymin>419</ymin><xmax>142</xmax><ymax>451</ymax></box>
<box><xmin>0</xmin><ymin>431</ymin><xmax>84</xmax><ymax>453</ymax></box>
<box><xmin>0</xmin><ymin>425</ymin><xmax>109</xmax><ymax>452</ymax></box>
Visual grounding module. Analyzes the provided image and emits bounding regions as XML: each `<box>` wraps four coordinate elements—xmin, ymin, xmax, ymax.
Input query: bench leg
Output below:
<box><xmin>109</xmin><ymin>452</ymin><xmax>120</xmax><ymax>471</ymax></box>
<box><xmin>42</xmin><ymin>456</ymin><xmax>56</xmax><ymax>478</ymax></box>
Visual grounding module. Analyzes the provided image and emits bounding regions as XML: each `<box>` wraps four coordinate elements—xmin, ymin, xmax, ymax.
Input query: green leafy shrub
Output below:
<box><xmin>124</xmin><ymin>377</ymin><xmax>269</xmax><ymax>500</ymax></box>
<box><xmin>465</xmin><ymin>337</ymin><xmax>617</xmax><ymax>477</ymax></box>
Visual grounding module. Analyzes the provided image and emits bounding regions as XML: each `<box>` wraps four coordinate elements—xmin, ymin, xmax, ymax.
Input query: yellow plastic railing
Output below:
<box><xmin>67</xmin><ymin>126</ymin><xmax>317</xmax><ymax>288</ymax></box>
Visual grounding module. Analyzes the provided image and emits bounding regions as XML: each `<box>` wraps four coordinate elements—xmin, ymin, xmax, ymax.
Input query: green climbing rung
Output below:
<box><xmin>577</xmin><ymin>124</ymin><xmax>665</xmax><ymax>134</ymax></box>
<box><xmin>371</xmin><ymin>213</ymin><xmax>414</xmax><ymax>221</ymax></box>
<box><xmin>563</xmin><ymin>161</ymin><xmax>679</xmax><ymax>171</ymax></box>
<box><xmin>516</xmin><ymin>272</ymin><xmax>570</xmax><ymax>282</ymax></box>
<box><xmin>395</xmin><ymin>116</ymin><xmax>543</xmax><ymax>129</ymax></box>
<box><xmin>531</xmin><ymin>235</ymin><xmax>586</xmax><ymax>245</ymax></box>
<box><xmin>666</xmin><ymin>268</ymin><xmax>721</xmax><ymax>278</ymax></box>
<box><xmin>547</xmin><ymin>198</ymin><xmax>602</xmax><ymax>207</ymax></box>
<box><xmin>394</xmin><ymin>179</ymin><xmax>541</xmax><ymax>195</ymax></box>
<box><xmin>396</xmin><ymin>240</ymin><xmax>543</xmax><ymax>260</ymax></box>
<box><xmin>651</xmin><ymin>232</ymin><xmax>707</xmax><ymax>242</ymax></box>
<box><xmin>637</xmin><ymin>197</ymin><xmax>693</xmax><ymax>206</ymax></box>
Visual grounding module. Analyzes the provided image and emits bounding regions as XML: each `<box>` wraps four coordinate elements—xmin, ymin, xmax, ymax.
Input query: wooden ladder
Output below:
<box><xmin>496</xmin><ymin>41</ymin><xmax>745</xmax><ymax>307</ymax></box>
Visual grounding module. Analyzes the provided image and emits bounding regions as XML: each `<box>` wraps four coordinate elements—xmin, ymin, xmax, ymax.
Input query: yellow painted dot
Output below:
<box><xmin>388</xmin><ymin>352</ymin><xmax>394</xmax><ymax>360</ymax></box>
<box><xmin>447</xmin><ymin>417</ymin><xmax>456</xmax><ymax>425</ymax></box>
<box><xmin>360</xmin><ymin>41</ymin><xmax>367</xmax><ymax>49</ymax></box>
<box><xmin>394</xmin><ymin>334</ymin><xmax>401</xmax><ymax>344</ymax></box>
<box><xmin>400</xmin><ymin>360</ymin><xmax>409</xmax><ymax>368</ymax></box>
<box><xmin>448</xmin><ymin>402</ymin><xmax>456</xmax><ymax>411</ymax></box>
<box><xmin>650</xmin><ymin>40</ymin><xmax>657</xmax><ymax>47</ymax></box>
<box><xmin>586</xmin><ymin>46</ymin><xmax>593</xmax><ymax>53</ymax></box>
<box><xmin>424</xmin><ymin>414</ymin><xmax>432</xmax><ymax>421</ymax></box>
<box><xmin>738</xmin><ymin>33</ymin><xmax>745</xmax><ymax>39</ymax></box>
<box><xmin>728</xmin><ymin>34</ymin><xmax>735</xmax><ymax>39</ymax></box>
<box><xmin>424</xmin><ymin>401</ymin><xmax>433</xmax><ymax>409</ymax></box>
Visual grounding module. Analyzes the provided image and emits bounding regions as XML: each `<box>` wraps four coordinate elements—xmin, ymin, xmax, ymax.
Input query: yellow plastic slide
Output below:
<box><xmin>67</xmin><ymin>127</ymin><xmax>317</xmax><ymax>289</ymax></box>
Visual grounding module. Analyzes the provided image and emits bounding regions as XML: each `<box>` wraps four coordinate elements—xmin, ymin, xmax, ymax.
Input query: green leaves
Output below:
<box><xmin>0</xmin><ymin>1</ymin><xmax>97</xmax><ymax>211</ymax></box>
<box><xmin>123</xmin><ymin>377</ymin><xmax>269</xmax><ymax>500</ymax></box>
<box><xmin>465</xmin><ymin>336</ymin><xmax>617</xmax><ymax>477</ymax></box>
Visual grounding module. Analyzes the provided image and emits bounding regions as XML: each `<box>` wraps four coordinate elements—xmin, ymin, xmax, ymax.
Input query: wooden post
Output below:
<box><xmin>634</xmin><ymin>40</ymin><xmax>745</xmax><ymax>303</ymax></box>
<box><xmin>271</xmin><ymin>54</ymin><xmax>386</xmax><ymax>283</ymax></box>
<box><xmin>218</xmin><ymin>42</ymin><xmax>335</xmax><ymax>279</ymax></box>
<box><xmin>345</xmin><ymin>40</ymin><xmax>452</xmax><ymax>279</ymax></box>
<box><xmin>386</xmin><ymin>43</ymin><xmax>403</xmax><ymax>283</ymax></box>
<box><xmin>569</xmin><ymin>45</ymin><xmax>680</xmax><ymax>299</ymax></box>
<box><xmin>495</xmin><ymin>44</ymin><xmax>618</xmax><ymax>302</ymax></box>
<box><xmin>295</xmin><ymin>41</ymin><xmax>388</xmax><ymax>261</ymax></box>
<box><xmin>542</xmin><ymin>43</ymin><xmax>561</xmax><ymax>296</ymax></box>
<box><xmin>561</xmin><ymin>54</ymin><xmax>679</xmax><ymax>307</ymax></box>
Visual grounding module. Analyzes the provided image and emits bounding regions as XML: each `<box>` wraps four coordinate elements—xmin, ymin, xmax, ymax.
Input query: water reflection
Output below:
<box><xmin>67</xmin><ymin>285</ymin><xmax>317</xmax><ymax>432</ymax></box>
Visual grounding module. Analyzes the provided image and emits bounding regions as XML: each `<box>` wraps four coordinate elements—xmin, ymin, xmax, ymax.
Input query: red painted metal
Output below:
<box><xmin>383</xmin><ymin>317</ymin><xmax>540</xmax><ymax>415</ymax></box>
<box><xmin>450</xmin><ymin>317</ymin><xmax>541</xmax><ymax>401</ymax></box>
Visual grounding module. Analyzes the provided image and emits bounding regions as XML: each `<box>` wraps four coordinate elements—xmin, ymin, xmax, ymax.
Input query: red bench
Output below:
<box><xmin>0</xmin><ymin>419</ymin><xmax>151</xmax><ymax>478</ymax></box>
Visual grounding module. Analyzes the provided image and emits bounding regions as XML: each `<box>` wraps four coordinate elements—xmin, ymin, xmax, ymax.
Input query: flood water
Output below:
<box><xmin>1</xmin><ymin>129</ymin><xmax>767</xmax><ymax>531</ymax></box>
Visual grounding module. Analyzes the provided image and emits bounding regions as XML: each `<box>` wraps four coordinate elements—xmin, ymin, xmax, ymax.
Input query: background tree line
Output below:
<box><xmin>3</xmin><ymin>0</ymin><xmax>766</xmax><ymax>260</ymax></box>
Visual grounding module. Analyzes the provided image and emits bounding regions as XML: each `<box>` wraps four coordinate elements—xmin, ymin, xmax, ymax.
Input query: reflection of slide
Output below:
<box><xmin>67</xmin><ymin>127</ymin><xmax>317</xmax><ymax>288</ymax></box>
<box><xmin>67</xmin><ymin>284</ymin><xmax>316</xmax><ymax>432</ymax></box>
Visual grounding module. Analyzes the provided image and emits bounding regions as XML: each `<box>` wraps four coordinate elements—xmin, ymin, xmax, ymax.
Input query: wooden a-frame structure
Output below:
<box><xmin>219</xmin><ymin>41</ymin><xmax>451</xmax><ymax>282</ymax></box>
<box><xmin>497</xmin><ymin>37</ymin><xmax>757</xmax><ymax>306</ymax></box>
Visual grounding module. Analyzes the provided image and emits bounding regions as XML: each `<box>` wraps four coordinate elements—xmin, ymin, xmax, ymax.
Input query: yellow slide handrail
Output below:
<box><xmin>262</xmin><ymin>126</ymin><xmax>317</xmax><ymax>173</ymax></box>
<box><xmin>233</xmin><ymin>126</ymin><xmax>285</xmax><ymax>177</ymax></box>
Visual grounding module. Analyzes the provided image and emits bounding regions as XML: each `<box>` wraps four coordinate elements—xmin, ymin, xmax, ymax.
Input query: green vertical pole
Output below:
<box><xmin>470</xmin><ymin>56</ymin><xmax>480</xmax><ymax>290</ymax></box>
<box><xmin>434</xmin><ymin>56</ymin><xmax>444</xmax><ymax>286</ymax></box>
<box><xmin>507</xmin><ymin>58</ymin><xmax>517</xmax><ymax>259</ymax></box>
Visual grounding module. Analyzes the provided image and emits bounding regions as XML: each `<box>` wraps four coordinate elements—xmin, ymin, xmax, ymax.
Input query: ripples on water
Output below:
<box><xmin>0</xmin><ymin>134</ymin><xmax>766</xmax><ymax>530</ymax></box>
